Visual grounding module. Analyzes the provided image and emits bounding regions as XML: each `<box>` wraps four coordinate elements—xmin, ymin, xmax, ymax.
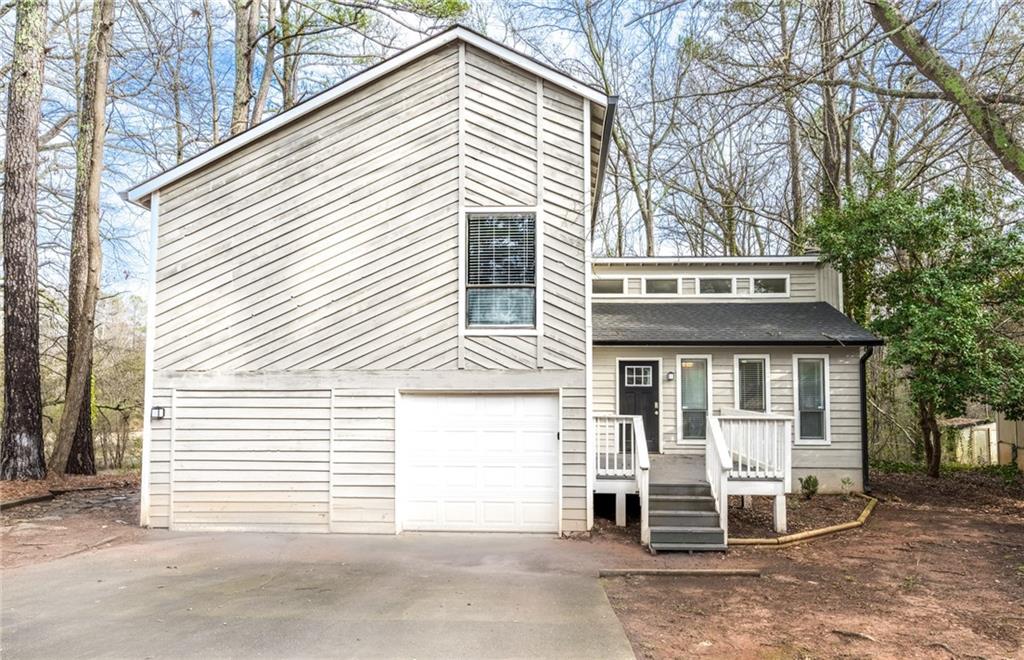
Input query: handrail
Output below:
<box><xmin>718</xmin><ymin>414</ymin><xmax>792</xmax><ymax>484</ymax></box>
<box><xmin>633</xmin><ymin>416</ymin><xmax>650</xmax><ymax>547</ymax></box>
<box><xmin>706</xmin><ymin>415</ymin><xmax>730</xmax><ymax>535</ymax></box>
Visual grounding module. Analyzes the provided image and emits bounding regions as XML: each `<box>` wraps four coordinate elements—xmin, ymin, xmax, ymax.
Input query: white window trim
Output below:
<box><xmin>675</xmin><ymin>354</ymin><xmax>713</xmax><ymax>445</ymax></box>
<box><xmin>614</xmin><ymin>357</ymin><xmax>663</xmax><ymax>454</ymax></box>
<box><xmin>748</xmin><ymin>273</ymin><xmax>791</xmax><ymax>298</ymax></box>
<box><xmin>733</xmin><ymin>354</ymin><xmax>772</xmax><ymax>414</ymax></box>
<box><xmin>592</xmin><ymin>275</ymin><xmax>628</xmax><ymax>298</ymax></box>
<box><xmin>695</xmin><ymin>275</ymin><xmax>738</xmax><ymax>297</ymax></box>
<box><xmin>461</xmin><ymin>208</ymin><xmax>542</xmax><ymax>337</ymax></box>
<box><xmin>641</xmin><ymin>275</ymin><xmax>683</xmax><ymax>297</ymax></box>
<box><xmin>792</xmin><ymin>354</ymin><xmax>832</xmax><ymax>445</ymax></box>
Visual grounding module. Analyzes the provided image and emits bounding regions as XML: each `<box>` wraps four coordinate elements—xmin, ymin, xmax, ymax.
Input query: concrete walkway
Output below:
<box><xmin>1</xmin><ymin>532</ymin><xmax>635</xmax><ymax>659</ymax></box>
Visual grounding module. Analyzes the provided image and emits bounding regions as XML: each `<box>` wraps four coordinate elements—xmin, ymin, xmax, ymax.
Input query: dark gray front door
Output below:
<box><xmin>618</xmin><ymin>360</ymin><xmax>659</xmax><ymax>452</ymax></box>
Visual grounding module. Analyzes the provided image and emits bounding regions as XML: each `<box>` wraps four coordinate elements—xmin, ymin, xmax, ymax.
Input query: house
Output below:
<box><xmin>126</xmin><ymin>26</ymin><xmax>880</xmax><ymax>552</ymax></box>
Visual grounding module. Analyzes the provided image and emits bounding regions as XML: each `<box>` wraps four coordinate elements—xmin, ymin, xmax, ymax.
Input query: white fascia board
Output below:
<box><xmin>593</xmin><ymin>256</ymin><xmax>821</xmax><ymax>265</ymax></box>
<box><xmin>126</xmin><ymin>26</ymin><xmax>607</xmax><ymax>206</ymax></box>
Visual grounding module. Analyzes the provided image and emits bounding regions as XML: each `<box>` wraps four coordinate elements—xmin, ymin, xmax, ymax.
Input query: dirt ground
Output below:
<box><xmin>600</xmin><ymin>471</ymin><xmax>1024</xmax><ymax>659</ymax></box>
<box><xmin>1</xmin><ymin>485</ymin><xmax>145</xmax><ymax>569</ymax></box>
<box><xmin>728</xmin><ymin>493</ymin><xmax>866</xmax><ymax>537</ymax></box>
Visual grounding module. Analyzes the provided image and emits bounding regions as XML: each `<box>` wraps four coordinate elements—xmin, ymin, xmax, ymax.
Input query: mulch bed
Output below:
<box><xmin>1</xmin><ymin>472</ymin><xmax>140</xmax><ymax>507</ymax></box>
<box><xmin>728</xmin><ymin>493</ymin><xmax>866</xmax><ymax>538</ymax></box>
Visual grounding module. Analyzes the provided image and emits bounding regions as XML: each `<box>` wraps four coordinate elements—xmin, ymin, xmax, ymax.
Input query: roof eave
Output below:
<box><xmin>593</xmin><ymin>338</ymin><xmax>884</xmax><ymax>347</ymax></box>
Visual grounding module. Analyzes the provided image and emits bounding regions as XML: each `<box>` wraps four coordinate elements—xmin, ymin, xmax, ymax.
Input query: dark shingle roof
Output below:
<box><xmin>593</xmin><ymin>302</ymin><xmax>882</xmax><ymax>346</ymax></box>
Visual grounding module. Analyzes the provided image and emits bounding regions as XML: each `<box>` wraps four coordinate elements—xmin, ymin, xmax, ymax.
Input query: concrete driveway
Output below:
<box><xmin>1</xmin><ymin>532</ymin><xmax>635</xmax><ymax>659</ymax></box>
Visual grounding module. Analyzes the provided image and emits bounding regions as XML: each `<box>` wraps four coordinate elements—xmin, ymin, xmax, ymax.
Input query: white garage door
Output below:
<box><xmin>399</xmin><ymin>393</ymin><xmax>560</xmax><ymax>532</ymax></box>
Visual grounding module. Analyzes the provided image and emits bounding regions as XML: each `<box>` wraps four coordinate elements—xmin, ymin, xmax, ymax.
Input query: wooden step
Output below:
<box><xmin>650</xmin><ymin>542</ymin><xmax>728</xmax><ymax>553</ymax></box>
<box><xmin>649</xmin><ymin>483</ymin><xmax>712</xmax><ymax>497</ymax></box>
<box><xmin>650</xmin><ymin>526</ymin><xmax>726</xmax><ymax>545</ymax></box>
<box><xmin>649</xmin><ymin>510</ymin><xmax>719</xmax><ymax>527</ymax></box>
<box><xmin>649</xmin><ymin>495</ymin><xmax>717</xmax><ymax>512</ymax></box>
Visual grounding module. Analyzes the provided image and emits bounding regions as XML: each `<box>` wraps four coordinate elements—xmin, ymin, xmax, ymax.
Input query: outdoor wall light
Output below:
<box><xmin>666</xmin><ymin>371</ymin><xmax>675</xmax><ymax>381</ymax></box>
<box><xmin>151</xmin><ymin>407</ymin><xmax>166</xmax><ymax>420</ymax></box>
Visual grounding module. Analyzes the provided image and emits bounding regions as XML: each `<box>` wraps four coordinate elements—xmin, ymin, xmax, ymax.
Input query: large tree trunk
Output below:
<box><xmin>917</xmin><ymin>400</ymin><xmax>942</xmax><ymax>479</ymax></box>
<box><xmin>230</xmin><ymin>0</ymin><xmax>260</xmax><ymax>135</ymax></box>
<box><xmin>818</xmin><ymin>0</ymin><xmax>843</xmax><ymax>210</ymax></box>
<box><xmin>203</xmin><ymin>0</ymin><xmax>220</xmax><ymax>144</ymax></box>
<box><xmin>51</xmin><ymin>0</ymin><xmax>114</xmax><ymax>476</ymax></box>
<box><xmin>250</xmin><ymin>0</ymin><xmax>276</xmax><ymax>126</ymax></box>
<box><xmin>1</xmin><ymin>0</ymin><xmax>49</xmax><ymax>481</ymax></box>
<box><xmin>866</xmin><ymin>0</ymin><xmax>1024</xmax><ymax>186</ymax></box>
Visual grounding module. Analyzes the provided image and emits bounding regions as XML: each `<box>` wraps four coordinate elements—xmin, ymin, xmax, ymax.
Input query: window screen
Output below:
<box><xmin>645</xmin><ymin>278</ymin><xmax>678</xmax><ymax>295</ymax></box>
<box><xmin>797</xmin><ymin>358</ymin><xmax>826</xmax><ymax>439</ymax></box>
<box><xmin>467</xmin><ymin>213</ymin><xmax>536</xmax><ymax>326</ymax></box>
<box><xmin>737</xmin><ymin>358</ymin><xmax>766</xmax><ymax>412</ymax></box>
<box><xmin>593</xmin><ymin>279</ymin><xmax>624</xmax><ymax>295</ymax></box>
<box><xmin>753</xmin><ymin>277</ymin><xmax>787</xmax><ymax>294</ymax></box>
<box><xmin>699</xmin><ymin>278</ymin><xmax>733</xmax><ymax>294</ymax></box>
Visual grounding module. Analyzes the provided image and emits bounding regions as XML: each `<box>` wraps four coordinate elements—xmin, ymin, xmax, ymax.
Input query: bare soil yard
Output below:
<box><xmin>599</xmin><ymin>471</ymin><xmax>1024</xmax><ymax>659</ymax></box>
<box><xmin>1</xmin><ymin>480</ymin><xmax>144</xmax><ymax>569</ymax></box>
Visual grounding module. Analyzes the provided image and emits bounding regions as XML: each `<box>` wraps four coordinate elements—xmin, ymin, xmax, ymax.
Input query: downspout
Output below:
<box><xmin>859</xmin><ymin>345</ymin><xmax>875</xmax><ymax>493</ymax></box>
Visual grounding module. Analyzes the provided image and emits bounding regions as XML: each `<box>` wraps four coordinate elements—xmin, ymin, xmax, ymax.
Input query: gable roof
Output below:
<box><xmin>593</xmin><ymin>302</ymin><xmax>882</xmax><ymax>346</ymax></box>
<box><xmin>125</xmin><ymin>25</ymin><xmax>612</xmax><ymax>207</ymax></box>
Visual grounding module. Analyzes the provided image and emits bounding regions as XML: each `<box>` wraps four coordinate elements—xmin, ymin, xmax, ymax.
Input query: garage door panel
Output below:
<box><xmin>400</xmin><ymin>393</ymin><xmax>559</xmax><ymax>533</ymax></box>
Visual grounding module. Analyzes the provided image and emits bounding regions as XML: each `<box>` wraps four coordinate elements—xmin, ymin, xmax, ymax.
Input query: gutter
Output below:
<box><xmin>591</xmin><ymin>95</ymin><xmax>618</xmax><ymax>234</ymax></box>
<box><xmin>859</xmin><ymin>345</ymin><xmax>875</xmax><ymax>493</ymax></box>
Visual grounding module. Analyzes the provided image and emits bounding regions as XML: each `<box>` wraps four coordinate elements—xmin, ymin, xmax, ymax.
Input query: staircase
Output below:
<box><xmin>648</xmin><ymin>481</ymin><xmax>726</xmax><ymax>552</ymax></box>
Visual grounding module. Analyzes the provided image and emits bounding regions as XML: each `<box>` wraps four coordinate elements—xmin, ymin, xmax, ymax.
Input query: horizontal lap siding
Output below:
<box><xmin>154</xmin><ymin>45</ymin><xmax>460</xmax><ymax>373</ymax></box>
<box><xmin>561</xmin><ymin>385</ymin><xmax>587</xmax><ymax>532</ymax></box>
<box><xmin>331</xmin><ymin>389</ymin><xmax>396</xmax><ymax>533</ymax></box>
<box><xmin>593</xmin><ymin>346</ymin><xmax>864</xmax><ymax>491</ymax></box>
<box><xmin>170</xmin><ymin>389</ymin><xmax>331</xmax><ymax>532</ymax></box>
<box><xmin>463</xmin><ymin>46</ymin><xmax>537</xmax><ymax>207</ymax></box>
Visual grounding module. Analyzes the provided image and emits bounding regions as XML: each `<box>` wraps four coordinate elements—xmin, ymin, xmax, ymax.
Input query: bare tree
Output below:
<box><xmin>2</xmin><ymin>0</ymin><xmax>50</xmax><ymax>481</ymax></box>
<box><xmin>230</xmin><ymin>0</ymin><xmax>261</xmax><ymax>135</ymax></box>
<box><xmin>866</xmin><ymin>0</ymin><xmax>1024</xmax><ymax>186</ymax></box>
<box><xmin>50</xmin><ymin>0</ymin><xmax>115</xmax><ymax>476</ymax></box>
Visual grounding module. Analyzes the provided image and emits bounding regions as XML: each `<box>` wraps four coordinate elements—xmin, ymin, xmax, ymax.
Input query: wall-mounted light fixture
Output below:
<box><xmin>665</xmin><ymin>371</ymin><xmax>675</xmax><ymax>382</ymax></box>
<box><xmin>150</xmin><ymin>407</ymin><xmax>166</xmax><ymax>420</ymax></box>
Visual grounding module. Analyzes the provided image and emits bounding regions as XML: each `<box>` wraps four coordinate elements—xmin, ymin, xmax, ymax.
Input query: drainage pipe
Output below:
<box><xmin>859</xmin><ymin>346</ymin><xmax>875</xmax><ymax>494</ymax></box>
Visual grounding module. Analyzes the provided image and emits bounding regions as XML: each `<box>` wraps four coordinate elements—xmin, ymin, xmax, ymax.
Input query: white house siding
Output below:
<box><xmin>593</xmin><ymin>345</ymin><xmax>864</xmax><ymax>492</ymax></box>
<box><xmin>143</xmin><ymin>41</ymin><xmax>593</xmax><ymax>534</ymax></box>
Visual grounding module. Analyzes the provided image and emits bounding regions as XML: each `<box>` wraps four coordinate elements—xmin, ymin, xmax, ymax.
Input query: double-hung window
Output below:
<box><xmin>795</xmin><ymin>356</ymin><xmax>829</xmax><ymax>443</ymax></box>
<box><xmin>467</xmin><ymin>213</ymin><xmax>536</xmax><ymax>328</ymax></box>
<box><xmin>735</xmin><ymin>356</ymin><xmax>769</xmax><ymax>413</ymax></box>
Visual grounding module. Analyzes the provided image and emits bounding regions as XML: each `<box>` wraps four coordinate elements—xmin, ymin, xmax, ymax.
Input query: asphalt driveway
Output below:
<box><xmin>1</xmin><ymin>531</ymin><xmax>635</xmax><ymax>659</ymax></box>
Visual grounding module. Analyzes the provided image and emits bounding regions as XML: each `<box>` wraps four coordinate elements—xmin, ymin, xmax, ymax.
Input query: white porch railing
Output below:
<box><xmin>594</xmin><ymin>414</ymin><xmax>650</xmax><ymax>547</ymax></box>
<box><xmin>706</xmin><ymin>415</ymin><xmax>731</xmax><ymax>536</ymax></box>
<box><xmin>717</xmin><ymin>409</ymin><xmax>793</xmax><ymax>492</ymax></box>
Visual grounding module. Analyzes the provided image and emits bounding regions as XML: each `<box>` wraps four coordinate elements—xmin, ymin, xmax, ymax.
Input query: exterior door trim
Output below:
<box><xmin>614</xmin><ymin>357</ymin><xmax>663</xmax><ymax>454</ymax></box>
<box><xmin>675</xmin><ymin>353</ymin><xmax>713</xmax><ymax>446</ymax></box>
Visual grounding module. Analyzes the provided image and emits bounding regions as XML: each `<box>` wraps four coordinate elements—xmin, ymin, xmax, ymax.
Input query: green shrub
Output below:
<box><xmin>799</xmin><ymin>475</ymin><xmax>819</xmax><ymax>499</ymax></box>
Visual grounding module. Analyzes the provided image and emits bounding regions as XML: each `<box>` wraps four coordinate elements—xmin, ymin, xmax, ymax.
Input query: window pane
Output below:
<box><xmin>699</xmin><ymin>278</ymin><xmax>733</xmax><ymax>294</ymax></box>
<box><xmin>467</xmin><ymin>288</ymin><xmax>535</xmax><ymax>326</ymax></box>
<box><xmin>681</xmin><ymin>411</ymin><xmax>707</xmax><ymax>439</ymax></box>
<box><xmin>645</xmin><ymin>278</ymin><xmax>678</xmax><ymax>294</ymax></box>
<box><xmin>593</xmin><ymin>279</ymin><xmax>624</xmax><ymax>295</ymax></box>
<box><xmin>468</xmin><ymin>214</ymin><xmax>535</xmax><ymax>285</ymax></box>
<box><xmin>754</xmin><ymin>277</ymin><xmax>787</xmax><ymax>294</ymax></box>
<box><xmin>800</xmin><ymin>411</ymin><xmax>825</xmax><ymax>439</ymax></box>
<box><xmin>798</xmin><ymin>359</ymin><xmax>824</xmax><ymax>410</ymax></box>
<box><xmin>679</xmin><ymin>359</ymin><xmax>707</xmax><ymax>409</ymax></box>
<box><xmin>737</xmin><ymin>359</ymin><xmax>766</xmax><ymax>412</ymax></box>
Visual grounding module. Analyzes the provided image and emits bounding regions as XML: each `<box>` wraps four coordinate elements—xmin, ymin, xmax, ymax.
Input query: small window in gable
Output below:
<box><xmin>753</xmin><ymin>276</ymin><xmax>788</xmax><ymax>295</ymax></box>
<box><xmin>645</xmin><ymin>278</ymin><xmax>678</xmax><ymax>295</ymax></box>
<box><xmin>698</xmin><ymin>277</ymin><xmax>733</xmax><ymax>295</ymax></box>
<box><xmin>593</xmin><ymin>279</ymin><xmax>625</xmax><ymax>295</ymax></box>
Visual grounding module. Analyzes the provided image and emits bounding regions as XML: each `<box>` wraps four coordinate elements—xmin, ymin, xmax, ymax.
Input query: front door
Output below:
<box><xmin>618</xmin><ymin>360</ymin><xmax>659</xmax><ymax>452</ymax></box>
